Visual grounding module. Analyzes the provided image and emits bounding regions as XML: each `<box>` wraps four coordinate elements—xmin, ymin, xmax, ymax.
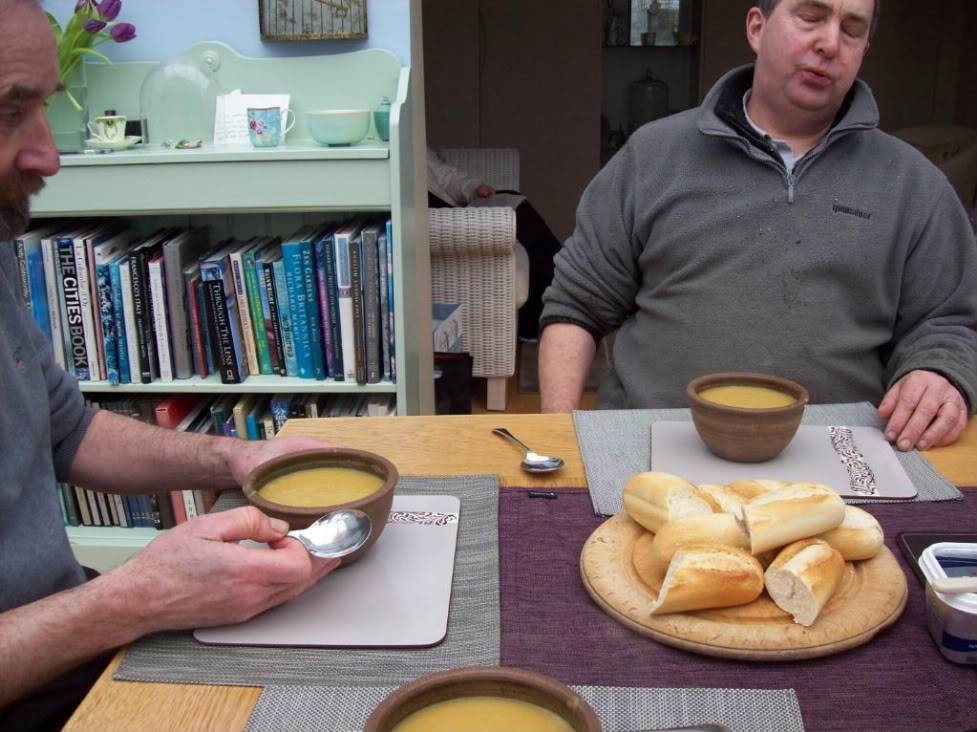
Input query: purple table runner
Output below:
<box><xmin>499</xmin><ymin>487</ymin><xmax>977</xmax><ymax>732</ymax></box>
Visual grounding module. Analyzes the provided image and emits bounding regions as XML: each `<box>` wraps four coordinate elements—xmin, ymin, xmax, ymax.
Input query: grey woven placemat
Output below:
<box><xmin>114</xmin><ymin>475</ymin><xmax>499</xmax><ymax>687</ymax></box>
<box><xmin>574</xmin><ymin>402</ymin><xmax>961</xmax><ymax>515</ymax></box>
<box><xmin>245</xmin><ymin>684</ymin><xmax>804</xmax><ymax>732</ymax></box>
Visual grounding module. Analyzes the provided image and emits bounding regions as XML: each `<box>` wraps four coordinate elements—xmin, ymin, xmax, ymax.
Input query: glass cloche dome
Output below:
<box><xmin>139</xmin><ymin>55</ymin><xmax>220</xmax><ymax>146</ymax></box>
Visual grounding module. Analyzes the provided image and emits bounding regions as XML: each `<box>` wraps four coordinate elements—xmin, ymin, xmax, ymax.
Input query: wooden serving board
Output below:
<box><xmin>580</xmin><ymin>512</ymin><xmax>908</xmax><ymax>661</ymax></box>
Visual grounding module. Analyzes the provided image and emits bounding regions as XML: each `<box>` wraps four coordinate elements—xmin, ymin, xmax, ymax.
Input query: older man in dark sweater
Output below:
<box><xmin>0</xmin><ymin>2</ymin><xmax>342</xmax><ymax>729</ymax></box>
<box><xmin>540</xmin><ymin>0</ymin><xmax>976</xmax><ymax>452</ymax></box>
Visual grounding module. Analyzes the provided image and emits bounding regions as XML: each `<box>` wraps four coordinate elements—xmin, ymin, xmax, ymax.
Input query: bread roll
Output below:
<box><xmin>650</xmin><ymin>543</ymin><xmax>764</xmax><ymax>615</ymax></box>
<box><xmin>816</xmin><ymin>505</ymin><xmax>884</xmax><ymax>560</ymax></box>
<box><xmin>743</xmin><ymin>482</ymin><xmax>845</xmax><ymax>554</ymax></box>
<box><xmin>649</xmin><ymin>513</ymin><xmax>750</xmax><ymax>580</ymax></box>
<box><xmin>698</xmin><ymin>480</ymin><xmax>785</xmax><ymax>518</ymax></box>
<box><xmin>764</xmin><ymin>538</ymin><xmax>845</xmax><ymax>626</ymax></box>
<box><xmin>622</xmin><ymin>472</ymin><xmax>717</xmax><ymax>533</ymax></box>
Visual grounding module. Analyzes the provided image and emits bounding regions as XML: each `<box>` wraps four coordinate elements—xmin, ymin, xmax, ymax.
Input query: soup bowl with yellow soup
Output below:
<box><xmin>364</xmin><ymin>666</ymin><xmax>601</xmax><ymax>732</ymax></box>
<box><xmin>687</xmin><ymin>372</ymin><xmax>808</xmax><ymax>463</ymax></box>
<box><xmin>243</xmin><ymin>448</ymin><xmax>398</xmax><ymax>564</ymax></box>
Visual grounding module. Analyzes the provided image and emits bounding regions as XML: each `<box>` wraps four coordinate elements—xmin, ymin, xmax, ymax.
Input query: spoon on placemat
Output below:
<box><xmin>617</xmin><ymin>725</ymin><xmax>732</xmax><ymax>732</ymax></box>
<box><xmin>286</xmin><ymin>509</ymin><xmax>372</xmax><ymax>559</ymax></box>
<box><xmin>931</xmin><ymin>576</ymin><xmax>977</xmax><ymax>595</ymax></box>
<box><xmin>492</xmin><ymin>427</ymin><xmax>565</xmax><ymax>473</ymax></box>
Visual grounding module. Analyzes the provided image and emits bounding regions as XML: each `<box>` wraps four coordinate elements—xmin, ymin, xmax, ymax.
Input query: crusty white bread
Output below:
<box><xmin>815</xmin><ymin>505</ymin><xmax>884</xmax><ymax>560</ymax></box>
<box><xmin>622</xmin><ymin>472</ymin><xmax>717</xmax><ymax>533</ymax></box>
<box><xmin>764</xmin><ymin>538</ymin><xmax>845</xmax><ymax>626</ymax></box>
<box><xmin>743</xmin><ymin>482</ymin><xmax>846</xmax><ymax>554</ymax></box>
<box><xmin>649</xmin><ymin>513</ymin><xmax>750</xmax><ymax>579</ymax></box>
<box><xmin>649</xmin><ymin>543</ymin><xmax>764</xmax><ymax>615</ymax></box>
<box><xmin>698</xmin><ymin>480</ymin><xmax>785</xmax><ymax>518</ymax></box>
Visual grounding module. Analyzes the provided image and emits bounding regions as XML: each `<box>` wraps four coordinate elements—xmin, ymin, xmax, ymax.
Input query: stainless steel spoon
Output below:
<box><xmin>286</xmin><ymin>509</ymin><xmax>372</xmax><ymax>559</ymax></box>
<box><xmin>492</xmin><ymin>427</ymin><xmax>565</xmax><ymax>473</ymax></box>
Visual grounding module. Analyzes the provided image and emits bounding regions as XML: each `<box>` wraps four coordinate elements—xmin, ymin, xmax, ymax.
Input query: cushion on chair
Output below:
<box><xmin>514</xmin><ymin>241</ymin><xmax>530</xmax><ymax>310</ymax></box>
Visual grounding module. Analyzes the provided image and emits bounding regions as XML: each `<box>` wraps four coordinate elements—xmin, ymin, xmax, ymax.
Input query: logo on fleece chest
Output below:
<box><xmin>831</xmin><ymin>199</ymin><xmax>873</xmax><ymax>221</ymax></box>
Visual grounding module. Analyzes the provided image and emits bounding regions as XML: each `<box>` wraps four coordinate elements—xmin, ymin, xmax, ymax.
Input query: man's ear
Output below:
<box><xmin>745</xmin><ymin>7</ymin><xmax>765</xmax><ymax>55</ymax></box>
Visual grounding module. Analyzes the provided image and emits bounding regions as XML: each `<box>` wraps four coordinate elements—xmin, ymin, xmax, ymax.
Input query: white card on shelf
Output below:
<box><xmin>213</xmin><ymin>90</ymin><xmax>291</xmax><ymax>145</ymax></box>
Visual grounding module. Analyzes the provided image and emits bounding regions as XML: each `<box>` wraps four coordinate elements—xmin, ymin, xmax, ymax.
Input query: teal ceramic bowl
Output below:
<box><xmin>306</xmin><ymin>109</ymin><xmax>370</xmax><ymax>146</ymax></box>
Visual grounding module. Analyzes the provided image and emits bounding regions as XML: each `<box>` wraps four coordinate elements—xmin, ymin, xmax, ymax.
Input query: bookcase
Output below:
<box><xmin>30</xmin><ymin>44</ymin><xmax>429</xmax><ymax>569</ymax></box>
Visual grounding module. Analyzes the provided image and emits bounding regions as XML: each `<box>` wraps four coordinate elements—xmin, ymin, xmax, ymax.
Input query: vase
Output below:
<box><xmin>45</xmin><ymin>65</ymin><xmax>89</xmax><ymax>152</ymax></box>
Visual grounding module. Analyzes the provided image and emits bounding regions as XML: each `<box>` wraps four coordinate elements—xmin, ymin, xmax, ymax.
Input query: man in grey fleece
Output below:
<box><xmin>539</xmin><ymin>0</ymin><xmax>976</xmax><ymax>452</ymax></box>
<box><xmin>0</xmin><ymin>3</ymin><xmax>341</xmax><ymax>729</ymax></box>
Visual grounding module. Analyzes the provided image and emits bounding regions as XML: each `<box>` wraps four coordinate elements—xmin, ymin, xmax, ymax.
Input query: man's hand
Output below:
<box><xmin>878</xmin><ymin>370</ymin><xmax>968</xmax><ymax>451</ymax></box>
<box><xmin>108</xmin><ymin>506</ymin><xmax>340</xmax><ymax>633</ymax></box>
<box><xmin>227</xmin><ymin>436</ymin><xmax>335</xmax><ymax>487</ymax></box>
<box><xmin>475</xmin><ymin>184</ymin><xmax>496</xmax><ymax>198</ymax></box>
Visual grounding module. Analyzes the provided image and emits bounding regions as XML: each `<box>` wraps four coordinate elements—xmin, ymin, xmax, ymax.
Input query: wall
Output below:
<box><xmin>42</xmin><ymin>0</ymin><xmax>411</xmax><ymax>64</ymax></box>
<box><xmin>697</xmin><ymin>0</ymin><xmax>977</xmax><ymax>131</ymax></box>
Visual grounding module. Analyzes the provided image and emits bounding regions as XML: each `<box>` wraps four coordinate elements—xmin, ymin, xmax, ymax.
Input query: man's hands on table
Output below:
<box><xmin>879</xmin><ymin>370</ymin><xmax>969</xmax><ymax>451</ymax></box>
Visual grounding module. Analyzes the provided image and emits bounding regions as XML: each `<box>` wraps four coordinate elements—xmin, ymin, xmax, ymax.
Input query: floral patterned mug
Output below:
<box><xmin>247</xmin><ymin>106</ymin><xmax>295</xmax><ymax>147</ymax></box>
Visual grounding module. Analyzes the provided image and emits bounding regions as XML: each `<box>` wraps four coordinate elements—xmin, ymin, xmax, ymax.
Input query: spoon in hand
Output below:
<box><xmin>493</xmin><ymin>427</ymin><xmax>565</xmax><ymax>473</ymax></box>
<box><xmin>286</xmin><ymin>509</ymin><xmax>372</xmax><ymax>559</ymax></box>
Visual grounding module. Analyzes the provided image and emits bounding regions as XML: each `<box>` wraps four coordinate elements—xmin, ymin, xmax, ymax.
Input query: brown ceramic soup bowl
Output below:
<box><xmin>687</xmin><ymin>372</ymin><xmax>808</xmax><ymax>462</ymax></box>
<box><xmin>243</xmin><ymin>447</ymin><xmax>397</xmax><ymax>564</ymax></box>
<box><xmin>364</xmin><ymin>666</ymin><xmax>602</xmax><ymax>732</ymax></box>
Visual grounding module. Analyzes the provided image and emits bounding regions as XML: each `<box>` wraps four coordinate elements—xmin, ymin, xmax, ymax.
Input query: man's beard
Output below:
<box><xmin>0</xmin><ymin>172</ymin><xmax>44</xmax><ymax>241</ymax></box>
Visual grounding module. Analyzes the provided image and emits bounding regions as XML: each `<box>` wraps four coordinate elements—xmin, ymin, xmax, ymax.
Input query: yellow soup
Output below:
<box><xmin>698</xmin><ymin>384</ymin><xmax>796</xmax><ymax>409</ymax></box>
<box><xmin>391</xmin><ymin>696</ymin><xmax>574</xmax><ymax>732</ymax></box>
<box><xmin>257</xmin><ymin>467</ymin><xmax>383</xmax><ymax>507</ymax></box>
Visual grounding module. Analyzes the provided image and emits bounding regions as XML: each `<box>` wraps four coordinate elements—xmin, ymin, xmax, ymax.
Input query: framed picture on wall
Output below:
<box><xmin>259</xmin><ymin>0</ymin><xmax>367</xmax><ymax>40</ymax></box>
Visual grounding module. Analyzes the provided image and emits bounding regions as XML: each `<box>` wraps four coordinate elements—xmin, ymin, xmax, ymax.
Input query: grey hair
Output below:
<box><xmin>755</xmin><ymin>0</ymin><xmax>880</xmax><ymax>39</ymax></box>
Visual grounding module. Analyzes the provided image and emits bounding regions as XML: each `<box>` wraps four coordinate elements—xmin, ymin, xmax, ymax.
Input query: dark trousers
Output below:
<box><xmin>428</xmin><ymin>192</ymin><xmax>562</xmax><ymax>338</ymax></box>
<box><xmin>0</xmin><ymin>568</ymin><xmax>112</xmax><ymax>732</ymax></box>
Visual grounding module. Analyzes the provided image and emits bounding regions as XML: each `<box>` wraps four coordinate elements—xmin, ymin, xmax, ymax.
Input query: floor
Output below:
<box><xmin>470</xmin><ymin>341</ymin><xmax>598</xmax><ymax>414</ymax></box>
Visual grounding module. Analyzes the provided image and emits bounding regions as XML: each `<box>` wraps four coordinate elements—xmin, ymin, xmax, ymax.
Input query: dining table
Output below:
<box><xmin>63</xmin><ymin>413</ymin><xmax>976</xmax><ymax>732</ymax></box>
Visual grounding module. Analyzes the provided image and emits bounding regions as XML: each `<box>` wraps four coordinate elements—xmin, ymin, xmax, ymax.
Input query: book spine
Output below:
<box><xmin>14</xmin><ymin>238</ymin><xmax>31</xmax><ymax>307</ymax></box>
<box><xmin>362</xmin><ymin>228</ymin><xmax>381</xmax><ymax>384</ymax></box>
<box><xmin>301</xmin><ymin>241</ymin><xmax>326</xmax><ymax>380</ymax></box>
<box><xmin>119</xmin><ymin>259</ymin><xmax>141</xmax><ymax>386</ymax></box>
<box><xmin>229</xmin><ymin>252</ymin><xmax>260</xmax><ymax>376</ymax></box>
<box><xmin>182</xmin><ymin>490</ymin><xmax>198</xmax><ymax>520</ymax></box>
<box><xmin>282</xmin><ymin>242</ymin><xmax>312</xmax><ymax>378</ymax></box>
<box><xmin>164</xmin><ymin>238</ymin><xmax>193</xmax><ymax>380</ymax></box>
<box><xmin>202</xmin><ymin>273</ymin><xmax>241</xmax><ymax>384</ymax></box>
<box><xmin>217</xmin><ymin>260</ymin><xmax>247</xmax><ymax>380</ymax></box>
<box><xmin>41</xmin><ymin>238</ymin><xmax>66</xmax><ymax>370</ymax></box>
<box><xmin>73</xmin><ymin>485</ymin><xmax>91</xmax><ymax>525</ymax></box>
<box><xmin>72</xmin><ymin>237</ymin><xmax>101</xmax><ymax>380</ymax></box>
<box><xmin>272</xmin><ymin>259</ymin><xmax>298</xmax><ymax>377</ymax></box>
<box><xmin>85</xmin><ymin>238</ymin><xmax>108</xmax><ymax>381</ymax></box>
<box><xmin>348</xmin><ymin>234</ymin><xmax>367</xmax><ymax>385</ymax></box>
<box><xmin>60</xmin><ymin>484</ymin><xmax>81</xmax><ymax>526</ymax></box>
<box><xmin>385</xmin><ymin>220</ymin><xmax>396</xmax><ymax>383</ymax></box>
<box><xmin>377</xmin><ymin>231</ymin><xmax>391</xmax><ymax>381</ymax></box>
<box><xmin>170</xmin><ymin>491</ymin><xmax>188</xmax><ymax>525</ymax></box>
<box><xmin>243</xmin><ymin>250</ymin><xmax>273</xmax><ymax>375</ymax></box>
<box><xmin>186</xmin><ymin>273</ymin><xmax>208</xmax><ymax>378</ymax></box>
<box><xmin>334</xmin><ymin>234</ymin><xmax>357</xmax><ymax>382</ymax></box>
<box><xmin>148</xmin><ymin>258</ymin><xmax>174</xmax><ymax>382</ymax></box>
<box><xmin>56</xmin><ymin>238</ymin><xmax>89</xmax><ymax>379</ymax></box>
<box><xmin>24</xmin><ymin>241</ymin><xmax>52</xmax><ymax>342</ymax></box>
<box><xmin>321</xmin><ymin>236</ymin><xmax>344</xmax><ymax>380</ymax></box>
<box><xmin>258</xmin><ymin>261</ymin><xmax>284</xmax><ymax>376</ymax></box>
<box><xmin>96</xmin><ymin>261</ymin><xmax>120</xmax><ymax>385</ymax></box>
<box><xmin>313</xmin><ymin>239</ymin><xmax>335</xmax><ymax>379</ymax></box>
<box><xmin>112</xmin><ymin>493</ymin><xmax>129</xmax><ymax>528</ymax></box>
<box><xmin>196</xmin><ymin>278</ymin><xmax>215</xmax><ymax>376</ymax></box>
<box><xmin>109</xmin><ymin>259</ymin><xmax>130</xmax><ymax>384</ymax></box>
<box><xmin>128</xmin><ymin>248</ymin><xmax>151</xmax><ymax>383</ymax></box>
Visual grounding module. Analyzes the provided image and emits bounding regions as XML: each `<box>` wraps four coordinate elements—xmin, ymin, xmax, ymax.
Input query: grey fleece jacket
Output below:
<box><xmin>1</xmin><ymin>245</ymin><xmax>93</xmax><ymax>614</ymax></box>
<box><xmin>541</xmin><ymin>65</ymin><xmax>977</xmax><ymax>410</ymax></box>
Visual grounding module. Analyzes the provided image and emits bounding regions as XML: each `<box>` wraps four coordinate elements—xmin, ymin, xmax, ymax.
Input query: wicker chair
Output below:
<box><xmin>429</xmin><ymin>148</ymin><xmax>528</xmax><ymax>410</ymax></box>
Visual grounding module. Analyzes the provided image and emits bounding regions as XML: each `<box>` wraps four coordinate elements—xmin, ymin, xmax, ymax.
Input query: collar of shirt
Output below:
<box><xmin>742</xmin><ymin>89</ymin><xmax>798</xmax><ymax>174</ymax></box>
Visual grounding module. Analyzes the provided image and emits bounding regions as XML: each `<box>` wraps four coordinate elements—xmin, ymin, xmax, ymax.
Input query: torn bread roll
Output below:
<box><xmin>816</xmin><ymin>505</ymin><xmax>884</xmax><ymax>560</ymax></box>
<box><xmin>698</xmin><ymin>479</ymin><xmax>786</xmax><ymax>518</ymax></box>
<box><xmin>622</xmin><ymin>472</ymin><xmax>717</xmax><ymax>533</ymax></box>
<box><xmin>650</xmin><ymin>543</ymin><xmax>764</xmax><ymax>615</ymax></box>
<box><xmin>649</xmin><ymin>513</ymin><xmax>750</xmax><ymax>580</ymax></box>
<box><xmin>743</xmin><ymin>482</ymin><xmax>845</xmax><ymax>554</ymax></box>
<box><xmin>764</xmin><ymin>538</ymin><xmax>845</xmax><ymax>626</ymax></box>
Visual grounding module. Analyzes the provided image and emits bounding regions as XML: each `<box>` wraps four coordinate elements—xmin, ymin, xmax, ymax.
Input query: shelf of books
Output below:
<box><xmin>24</xmin><ymin>45</ymin><xmax>428</xmax><ymax>566</ymax></box>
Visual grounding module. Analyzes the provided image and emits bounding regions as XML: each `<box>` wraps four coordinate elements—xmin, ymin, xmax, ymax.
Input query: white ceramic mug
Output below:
<box><xmin>88</xmin><ymin>114</ymin><xmax>127</xmax><ymax>142</ymax></box>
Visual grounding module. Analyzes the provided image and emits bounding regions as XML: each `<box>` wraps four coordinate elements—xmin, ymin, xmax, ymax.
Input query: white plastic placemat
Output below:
<box><xmin>195</xmin><ymin>494</ymin><xmax>460</xmax><ymax>648</ymax></box>
<box><xmin>651</xmin><ymin>422</ymin><xmax>917</xmax><ymax>499</ymax></box>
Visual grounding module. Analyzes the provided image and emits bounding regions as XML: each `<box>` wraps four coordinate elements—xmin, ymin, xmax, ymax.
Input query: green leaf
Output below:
<box><xmin>71</xmin><ymin>47</ymin><xmax>112</xmax><ymax>64</ymax></box>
